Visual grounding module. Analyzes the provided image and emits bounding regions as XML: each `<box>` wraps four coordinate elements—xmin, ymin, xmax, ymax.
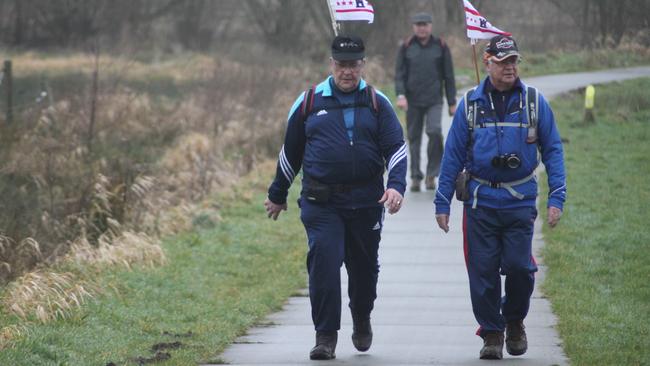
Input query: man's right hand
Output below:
<box><xmin>396</xmin><ymin>95</ymin><xmax>408</xmax><ymax>111</ymax></box>
<box><xmin>435</xmin><ymin>214</ymin><xmax>449</xmax><ymax>233</ymax></box>
<box><xmin>264</xmin><ymin>198</ymin><xmax>287</xmax><ymax>221</ymax></box>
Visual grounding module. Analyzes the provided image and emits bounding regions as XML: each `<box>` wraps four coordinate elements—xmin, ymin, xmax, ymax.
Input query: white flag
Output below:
<box><xmin>330</xmin><ymin>0</ymin><xmax>374</xmax><ymax>24</ymax></box>
<box><xmin>464</xmin><ymin>0</ymin><xmax>511</xmax><ymax>41</ymax></box>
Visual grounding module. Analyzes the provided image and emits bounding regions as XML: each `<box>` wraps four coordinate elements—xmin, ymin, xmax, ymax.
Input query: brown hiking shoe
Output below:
<box><xmin>425</xmin><ymin>176</ymin><xmax>436</xmax><ymax>190</ymax></box>
<box><xmin>410</xmin><ymin>179</ymin><xmax>421</xmax><ymax>192</ymax></box>
<box><xmin>479</xmin><ymin>332</ymin><xmax>504</xmax><ymax>360</ymax></box>
<box><xmin>351</xmin><ymin>317</ymin><xmax>373</xmax><ymax>352</ymax></box>
<box><xmin>309</xmin><ymin>331</ymin><xmax>337</xmax><ymax>360</ymax></box>
<box><xmin>506</xmin><ymin>320</ymin><xmax>528</xmax><ymax>356</ymax></box>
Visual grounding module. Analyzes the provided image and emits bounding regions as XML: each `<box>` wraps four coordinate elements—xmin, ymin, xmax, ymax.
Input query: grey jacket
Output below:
<box><xmin>395</xmin><ymin>35</ymin><xmax>457</xmax><ymax>107</ymax></box>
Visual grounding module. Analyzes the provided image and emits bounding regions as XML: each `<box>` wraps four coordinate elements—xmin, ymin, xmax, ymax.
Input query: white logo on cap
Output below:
<box><xmin>340</xmin><ymin>41</ymin><xmax>359</xmax><ymax>48</ymax></box>
<box><xmin>496</xmin><ymin>38</ymin><xmax>514</xmax><ymax>50</ymax></box>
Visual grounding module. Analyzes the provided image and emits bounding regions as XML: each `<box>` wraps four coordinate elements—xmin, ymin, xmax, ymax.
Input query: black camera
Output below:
<box><xmin>491</xmin><ymin>153</ymin><xmax>521</xmax><ymax>169</ymax></box>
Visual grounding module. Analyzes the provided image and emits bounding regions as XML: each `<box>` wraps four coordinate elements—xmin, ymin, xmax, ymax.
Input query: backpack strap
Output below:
<box><xmin>464</xmin><ymin>88</ymin><xmax>477</xmax><ymax>137</ymax></box>
<box><xmin>402</xmin><ymin>35</ymin><xmax>415</xmax><ymax>49</ymax></box>
<box><xmin>464</xmin><ymin>87</ymin><xmax>477</xmax><ymax>162</ymax></box>
<box><xmin>300</xmin><ymin>84</ymin><xmax>316</xmax><ymax>122</ymax></box>
<box><xmin>365</xmin><ymin>84</ymin><xmax>379</xmax><ymax>115</ymax></box>
<box><xmin>525</xmin><ymin>86</ymin><xmax>539</xmax><ymax>143</ymax></box>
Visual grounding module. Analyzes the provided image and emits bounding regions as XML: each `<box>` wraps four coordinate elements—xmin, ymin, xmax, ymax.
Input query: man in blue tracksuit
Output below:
<box><xmin>264</xmin><ymin>35</ymin><xmax>407</xmax><ymax>361</ymax></box>
<box><xmin>434</xmin><ymin>35</ymin><xmax>566</xmax><ymax>360</ymax></box>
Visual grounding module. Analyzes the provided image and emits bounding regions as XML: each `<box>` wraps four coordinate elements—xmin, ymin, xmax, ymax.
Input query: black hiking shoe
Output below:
<box><xmin>506</xmin><ymin>320</ymin><xmax>528</xmax><ymax>356</ymax></box>
<box><xmin>479</xmin><ymin>332</ymin><xmax>504</xmax><ymax>360</ymax></box>
<box><xmin>425</xmin><ymin>176</ymin><xmax>436</xmax><ymax>190</ymax></box>
<box><xmin>309</xmin><ymin>331</ymin><xmax>337</xmax><ymax>360</ymax></box>
<box><xmin>352</xmin><ymin>317</ymin><xmax>373</xmax><ymax>352</ymax></box>
<box><xmin>411</xmin><ymin>179</ymin><xmax>421</xmax><ymax>192</ymax></box>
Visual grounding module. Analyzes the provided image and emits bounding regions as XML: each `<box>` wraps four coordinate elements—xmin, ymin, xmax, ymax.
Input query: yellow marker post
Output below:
<box><xmin>584</xmin><ymin>84</ymin><xmax>595</xmax><ymax>123</ymax></box>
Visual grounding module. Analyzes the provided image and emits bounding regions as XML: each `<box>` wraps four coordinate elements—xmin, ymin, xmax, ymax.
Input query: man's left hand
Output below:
<box><xmin>548</xmin><ymin>206</ymin><xmax>562</xmax><ymax>228</ymax></box>
<box><xmin>448</xmin><ymin>103</ymin><xmax>457</xmax><ymax>116</ymax></box>
<box><xmin>379</xmin><ymin>188</ymin><xmax>403</xmax><ymax>214</ymax></box>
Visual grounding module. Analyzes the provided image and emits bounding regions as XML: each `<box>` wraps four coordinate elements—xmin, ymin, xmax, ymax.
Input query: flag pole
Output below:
<box><xmin>326</xmin><ymin>0</ymin><xmax>339</xmax><ymax>36</ymax></box>
<box><xmin>471</xmin><ymin>40</ymin><xmax>481</xmax><ymax>84</ymax></box>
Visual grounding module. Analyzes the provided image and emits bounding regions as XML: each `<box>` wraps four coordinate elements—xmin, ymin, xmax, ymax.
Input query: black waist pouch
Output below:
<box><xmin>455</xmin><ymin>170</ymin><xmax>471</xmax><ymax>202</ymax></box>
<box><xmin>303</xmin><ymin>179</ymin><xmax>331</xmax><ymax>203</ymax></box>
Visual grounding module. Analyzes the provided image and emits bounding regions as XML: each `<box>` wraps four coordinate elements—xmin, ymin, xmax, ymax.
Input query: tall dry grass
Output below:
<box><xmin>0</xmin><ymin>52</ymin><xmax>390</xmax><ymax>324</ymax></box>
<box><xmin>0</xmin><ymin>52</ymin><xmax>324</xmax><ymax>323</ymax></box>
<box><xmin>2</xmin><ymin>271</ymin><xmax>96</xmax><ymax>323</ymax></box>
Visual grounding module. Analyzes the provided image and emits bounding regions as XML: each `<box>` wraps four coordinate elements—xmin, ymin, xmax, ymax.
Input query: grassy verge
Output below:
<box><xmin>540</xmin><ymin>78</ymin><xmax>650</xmax><ymax>366</ymax></box>
<box><xmin>0</xmin><ymin>165</ymin><xmax>307</xmax><ymax>365</ymax></box>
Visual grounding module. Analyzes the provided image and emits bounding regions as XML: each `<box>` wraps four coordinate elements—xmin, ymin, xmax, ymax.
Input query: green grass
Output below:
<box><xmin>0</xmin><ymin>177</ymin><xmax>307</xmax><ymax>365</ymax></box>
<box><xmin>540</xmin><ymin>78</ymin><xmax>650</xmax><ymax>366</ymax></box>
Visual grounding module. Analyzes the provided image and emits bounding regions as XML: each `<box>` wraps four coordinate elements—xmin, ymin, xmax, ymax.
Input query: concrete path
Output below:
<box><xmin>207</xmin><ymin>66</ymin><xmax>650</xmax><ymax>366</ymax></box>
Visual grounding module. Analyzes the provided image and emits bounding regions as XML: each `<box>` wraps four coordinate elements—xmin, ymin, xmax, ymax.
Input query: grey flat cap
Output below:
<box><xmin>411</xmin><ymin>12</ymin><xmax>433</xmax><ymax>24</ymax></box>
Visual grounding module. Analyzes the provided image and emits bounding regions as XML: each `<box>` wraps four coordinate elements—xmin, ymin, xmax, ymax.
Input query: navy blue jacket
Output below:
<box><xmin>268</xmin><ymin>76</ymin><xmax>407</xmax><ymax>209</ymax></box>
<box><xmin>435</xmin><ymin>77</ymin><xmax>566</xmax><ymax>214</ymax></box>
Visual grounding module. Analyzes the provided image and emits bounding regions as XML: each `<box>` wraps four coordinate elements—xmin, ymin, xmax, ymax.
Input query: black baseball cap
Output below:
<box><xmin>485</xmin><ymin>35</ymin><xmax>520</xmax><ymax>61</ymax></box>
<box><xmin>411</xmin><ymin>12</ymin><xmax>433</xmax><ymax>24</ymax></box>
<box><xmin>331</xmin><ymin>35</ymin><xmax>365</xmax><ymax>61</ymax></box>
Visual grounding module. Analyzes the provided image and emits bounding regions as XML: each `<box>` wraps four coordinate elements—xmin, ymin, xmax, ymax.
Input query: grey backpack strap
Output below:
<box><xmin>464</xmin><ymin>88</ymin><xmax>477</xmax><ymax>161</ymax></box>
<box><xmin>464</xmin><ymin>88</ymin><xmax>477</xmax><ymax>142</ymax></box>
<box><xmin>525</xmin><ymin>86</ymin><xmax>539</xmax><ymax>143</ymax></box>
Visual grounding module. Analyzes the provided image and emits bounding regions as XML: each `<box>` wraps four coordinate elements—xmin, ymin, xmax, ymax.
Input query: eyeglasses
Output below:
<box><xmin>489</xmin><ymin>57</ymin><xmax>521</xmax><ymax>66</ymax></box>
<box><xmin>333</xmin><ymin>60</ymin><xmax>364</xmax><ymax>71</ymax></box>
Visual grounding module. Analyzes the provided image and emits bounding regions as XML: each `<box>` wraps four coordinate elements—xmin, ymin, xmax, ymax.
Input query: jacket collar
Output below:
<box><xmin>411</xmin><ymin>35</ymin><xmax>435</xmax><ymax>47</ymax></box>
<box><xmin>468</xmin><ymin>77</ymin><xmax>525</xmax><ymax>104</ymax></box>
<box><xmin>320</xmin><ymin>76</ymin><xmax>367</xmax><ymax>97</ymax></box>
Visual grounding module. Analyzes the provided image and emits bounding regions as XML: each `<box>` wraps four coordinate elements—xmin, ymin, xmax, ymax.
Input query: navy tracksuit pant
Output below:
<box><xmin>463</xmin><ymin>206</ymin><xmax>538</xmax><ymax>337</ymax></box>
<box><xmin>300</xmin><ymin>199</ymin><xmax>384</xmax><ymax>332</ymax></box>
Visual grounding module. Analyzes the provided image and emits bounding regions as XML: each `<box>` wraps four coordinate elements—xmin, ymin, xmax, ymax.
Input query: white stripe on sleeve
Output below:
<box><xmin>388</xmin><ymin>144</ymin><xmax>407</xmax><ymax>172</ymax></box>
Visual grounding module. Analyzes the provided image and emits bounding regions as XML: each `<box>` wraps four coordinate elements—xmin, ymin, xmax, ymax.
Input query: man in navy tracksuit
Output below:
<box><xmin>434</xmin><ymin>35</ymin><xmax>566</xmax><ymax>360</ymax></box>
<box><xmin>264</xmin><ymin>35</ymin><xmax>407</xmax><ymax>361</ymax></box>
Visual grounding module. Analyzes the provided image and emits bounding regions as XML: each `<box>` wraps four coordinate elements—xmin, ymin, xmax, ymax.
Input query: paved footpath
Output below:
<box><xmin>207</xmin><ymin>67</ymin><xmax>650</xmax><ymax>366</ymax></box>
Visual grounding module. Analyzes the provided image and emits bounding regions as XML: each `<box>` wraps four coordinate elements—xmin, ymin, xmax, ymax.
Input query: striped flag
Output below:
<box><xmin>464</xmin><ymin>0</ymin><xmax>511</xmax><ymax>41</ymax></box>
<box><xmin>330</xmin><ymin>0</ymin><xmax>374</xmax><ymax>24</ymax></box>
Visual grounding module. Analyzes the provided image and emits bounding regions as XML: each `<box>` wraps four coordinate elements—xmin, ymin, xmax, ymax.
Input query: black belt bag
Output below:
<box><xmin>303</xmin><ymin>175</ymin><xmax>378</xmax><ymax>203</ymax></box>
<box><xmin>303</xmin><ymin>178</ymin><xmax>332</xmax><ymax>203</ymax></box>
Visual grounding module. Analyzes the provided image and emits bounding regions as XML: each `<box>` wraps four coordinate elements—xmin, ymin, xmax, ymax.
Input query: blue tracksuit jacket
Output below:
<box><xmin>435</xmin><ymin>77</ymin><xmax>566</xmax><ymax>214</ymax></box>
<box><xmin>268</xmin><ymin>76</ymin><xmax>407</xmax><ymax>208</ymax></box>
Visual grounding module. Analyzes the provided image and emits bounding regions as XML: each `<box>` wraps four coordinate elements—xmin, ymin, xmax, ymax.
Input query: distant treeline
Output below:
<box><xmin>0</xmin><ymin>0</ymin><xmax>648</xmax><ymax>58</ymax></box>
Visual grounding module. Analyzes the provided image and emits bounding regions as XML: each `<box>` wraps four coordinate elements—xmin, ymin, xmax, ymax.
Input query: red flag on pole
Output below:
<box><xmin>464</xmin><ymin>0</ymin><xmax>511</xmax><ymax>42</ymax></box>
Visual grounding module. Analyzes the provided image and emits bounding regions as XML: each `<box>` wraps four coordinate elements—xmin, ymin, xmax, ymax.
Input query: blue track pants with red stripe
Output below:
<box><xmin>463</xmin><ymin>205</ymin><xmax>538</xmax><ymax>337</ymax></box>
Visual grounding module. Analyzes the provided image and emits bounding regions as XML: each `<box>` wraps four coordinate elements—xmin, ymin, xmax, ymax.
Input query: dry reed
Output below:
<box><xmin>67</xmin><ymin>231</ymin><xmax>165</xmax><ymax>270</ymax></box>
<box><xmin>0</xmin><ymin>51</ymin><xmax>319</xmax><ymax>325</ymax></box>
<box><xmin>2</xmin><ymin>271</ymin><xmax>95</xmax><ymax>323</ymax></box>
<box><xmin>0</xmin><ymin>325</ymin><xmax>27</xmax><ymax>351</ymax></box>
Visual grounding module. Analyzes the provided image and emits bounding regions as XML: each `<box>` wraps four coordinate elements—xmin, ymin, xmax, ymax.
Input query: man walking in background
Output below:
<box><xmin>395</xmin><ymin>12</ymin><xmax>457</xmax><ymax>192</ymax></box>
<box><xmin>434</xmin><ymin>35</ymin><xmax>566</xmax><ymax>360</ymax></box>
<box><xmin>265</xmin><ymin>35</ymin><xmax>407</xmax><ymax>360</ymax></box>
